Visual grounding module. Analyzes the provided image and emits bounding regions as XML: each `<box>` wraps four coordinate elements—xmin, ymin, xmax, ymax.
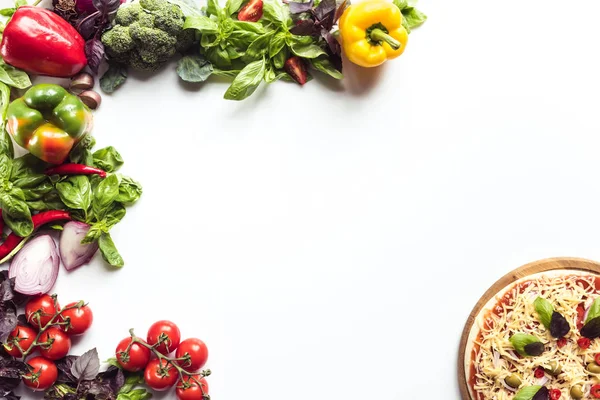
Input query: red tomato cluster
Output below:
<box><xmin>2</xmin><ymin>294</ymin><xmax>93</xmax><ymax>391</ymax></box>
<box><xmin>115</xmin><ymin>320</ymin><xmax>210</xmax><ymax>399</ymax></box>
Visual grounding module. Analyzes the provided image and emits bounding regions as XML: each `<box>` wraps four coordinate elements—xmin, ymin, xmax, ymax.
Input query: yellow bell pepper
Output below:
<box><xmin>339</xmin><ymin>0</ymin><xmax>408</xmax><ymax>68</ymax></box>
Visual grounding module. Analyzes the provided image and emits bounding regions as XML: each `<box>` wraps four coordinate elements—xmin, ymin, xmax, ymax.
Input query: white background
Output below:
<box><xmin>8</xmin><ymin>0</ymin><xmax>600</xmax><ymax>398</ymax></box>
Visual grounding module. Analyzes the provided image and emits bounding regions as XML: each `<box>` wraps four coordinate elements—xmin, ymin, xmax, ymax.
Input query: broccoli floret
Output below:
<box><xmin>101</xmin><ymin>0</ymin><xmax>189</xmax><ymax>72</ymax></box>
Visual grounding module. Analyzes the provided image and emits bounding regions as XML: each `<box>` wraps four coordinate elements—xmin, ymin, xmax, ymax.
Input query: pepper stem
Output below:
<box><xmin>369</xmin><ymin>28</ymin><xmax>401</xmax><ymax>50</ymax></box>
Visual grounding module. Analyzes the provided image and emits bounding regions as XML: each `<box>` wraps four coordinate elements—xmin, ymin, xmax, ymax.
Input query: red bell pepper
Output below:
<box><xmin>0</xmin><ymin>6</ymin><xmax>87</xmax><ymax>77</ymax></box>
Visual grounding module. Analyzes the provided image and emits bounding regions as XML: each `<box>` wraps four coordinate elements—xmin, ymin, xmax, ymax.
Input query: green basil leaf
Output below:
<box><xmin>0</xmin><ymin>83</ymin><xmax>13</xmax><ymax>158</ymax></box>
<box><xmin>100</xmin><ymin>63</ymin><xmax>128</xmax><ymax>94</ymax></box>
<box><xmin>56</xmin><ymin>176</ymin><xmax>92</xmax><ymax>212</ymax></box>
<box><xmin>12</xmin><ymin>174</ymin><xmax>47</xmax><ymax>189</ymax></box>
<box><xmin>10</xmin><ymin>154</ymin><xmax>46</xmax><ymax>180</ymax></box>
<box><xmin>514</xmin><ymin>386</ymin><xmax>543</xmax><ymax>400</ymax></box>
<box><xmin>402</xmin><ymin>6</ymin><xmax>427</xmax><ymax>30</ymax></box>
<box><xmin>177</xmin><ymin>55</ymin><xmax>214</xmax><ymax>83</ymax></box>
<box><xmin>15</xmin><ymin>0</ymin><xmax>27</xmax><ymax>7</ymax></box>
<box><xmin>586</xmin><ymin>297</ymin><xmax>600</xmax><ymax>324</ymax></box>
<box><xmin>290</xmin><ymin>37</ymin><xmax>327</xmax><ymax>58</ymax></box>
<box><xmin>228</xmin><ymin>30</ymin><xmax>260</xmax><ymax>48</ymax></box>
<box><xmin>262</xmin><ymin>0</ymin><xmax>292</xmax><ymax>26</ymax></box>
<box><xmin>27</xmin><ymin>191</ymin><xmax>66</xmax><ymax>211</ymax></box>
<box><xmin>183</xmin><ymin>15</ymin><xmax>220</xmax><ymax>34</ymax></box>
<box><xmin>92</xmin><ymin>146</ymin><xmax>124</xmax><ymax>173</ymax></box>
<box><xmin>393</xmin><ymin>0</ymin><xmax>408</xmax><ymax>9</ymax></box>
<box><xmin>93</xmin><ymin>174</ymin><xmax>120</xmax><ymax>220</ymax></box>
<box><xmin>231</xmin><ymin>21</ymin><xmax>265</xmax><ymax>34</ymax></box>
<box><xmin>207</xmin><ymin>46</ymin><xmax>232</xmax><ymax>68</ymax></box>
<box><xmin>226</xmin><ymin>45</ymin><xmax>244</xmax><ymax>60</ymax></box>
<box><xmin>0</xmin><ymin>8</ymin><xmax>15</xmax><ymax>16</ymax></box>
<box><xmin>223</xmin><ymin>58</ymin><xmax>266</xmax><ymax>101</ymax></box>
<box><xmin>206</xmin><ymin>0</ymin><xmax>221</xmax><ymax>16</ymax></box>
<box><xmin>0</xmin><ymin>188</ymin><xmax>33</xmax><ymax>236</ymax></box>
<box><xmin>165</xmin><ymin>0</ymin><xmax>203</xmax><ymax>16</ymax></box>
<box><xmin>269</xmin><ymin>32</ymin><xmax>287</xmax><ymax>58</ymax></box>
<box><xmin>117</xmin><ymin>389</ymin><xmax>153</xmax><ymax>400</ymax></box>
<box><xmin>272</xmin><ymin>48</ymin><xmax>286</xmax><ymax>69</ymax></box>
<box><xmin>212</xmin><ymin>68</ymin><xmax>241</xmax><ymax>78</ymax></box>
<box><xmin>104</xmin><ymin>203</ymin><xmax>126</xmax><ymax>229</ymax></box>
<box><xmin>244</xmin><ymin>31</ymin><xmax>275</xmax><ymax>61</ymax></box>
<box><xmin>226</xmin><ymin>0</ymin><xmax>244</xmax><ymax>15</ymax></box>
<box><xmin>21</xmin><ymin>181</ymin><xmax>53</xmax><ymax>201</ymax></box>
<box><xmin>509</xmin><ymin>333</ymin><xmax>544</xmax><ymax>357</ymax></box>
<box><xmin>309</xmin><ymin>57</ymin><xmax>343</xmax><ymax>79</ymax></box>
<box><xmin>115</xmin><ymin>176</ymin><xmax>143</xmax><ymax>204</ymax></box>
<box><xmin>534</xmin><ymin>297</ymin><xmax>554</xmax><ymax>329</ymax></box>
<box><xmin>99</xmin><ymin>232</ymin><xmax>124</xmax><ymax>267</ymax></box>
<box><xmin>0</xmin><ymin>61</ymin><xmax>31</xmax><ymax>89</ymax></box>
<box><xmin>82</xmin><ymin>224</ymin><xmax>104</xmax><ymax>244</ymax></box>
<box><xmin>0</xmin><ymin>154</ymin><xmax>11</xmax><ymax>181</ymax></box>
<box><xmin>69</xmin><ymin>135</ymin><xmax>96</xmax><ymax>166</ymax></box>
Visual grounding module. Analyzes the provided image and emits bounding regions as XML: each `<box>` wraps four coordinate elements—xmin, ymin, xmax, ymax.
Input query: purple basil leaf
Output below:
<box><xmin>290</xmin><ymin>19</ymin><xmax>317</xmax><ymax>35</ymax></box>
<box><xmin>0</xmin><ymin>352</ymin><xmax>27</xmax><ymax>395</ymax></box>
<box><xmin>0</xmin><ymin>392</ymin><xmax>19</xmax><ymax>400</ymax></box>
<box><xmin>0</xmin><ymin>279</ymin><xmax>14</xmax><ymax>304</ymax></box>
<box><xmin>330</xmin><ymin>52</ymin><xmax>342</xmax><ymax>72</ymax></box>
<box><xmin>56</xmin><ymin>356</ymin><xmax>80</xmax><ymax>383</ymax></box>
<box><xmin>333</xmin><ymin>0</ymin><xmax>347</xmax><ymax>23</ymax></box>
<box><xmin>98</xmin><ymin>366</ymin><xmax>125</xmax><ymax>393</ymax></box>
<box><xmin>314</xmin><ymin>0</ymin><xmax>335</xmax><ymax>21</ymax></box>
<box><xmin>0</xmin><ymin>303</ymin><xmax>17</xmax><ymax>343</ymax></box>
<box><xmin>77</xmin><ymin>13</ymin><xmax>100</xmax><ymax>39</ymax></box>
<box><xmin>15</xmin><ymin>314</ymin><xmax>26</xmax><ymax>326</ymax></box>
<box><xmin>85</xmin><ymin>39</ymin><xmax>105</xmax><ymax>74</ymax></box>
<box><xmin>93</xmin><ymin>0</ymin><xmax>120</xmax><ymax>16</ymax></box>
<box><xmin>321</xmin><ymin>28</ymin><xmax>340</xmax><ymax>55</ymax></box>
<box><xmin>288</xmin><ymin>0</ymin><xmax>313</xmax><ymax>14</ymax></box>
<box><xmin>71</xmin><ymin>348</ymin><xmax>100</xmax><ymax>382</ymax></box>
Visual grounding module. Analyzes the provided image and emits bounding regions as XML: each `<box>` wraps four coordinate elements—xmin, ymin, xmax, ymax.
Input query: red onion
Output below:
<box><xmin>59</xmin><ymin>221</ymin><xmax>99</xmax><ymax>271</ymax></box>
<box><xmin>9</xmin><ymin>235</ymin><xmax>59</xmax><ymax>296</ymax></box>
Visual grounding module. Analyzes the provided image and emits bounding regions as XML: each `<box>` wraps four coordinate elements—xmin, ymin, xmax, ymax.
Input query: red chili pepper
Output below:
<box><xmin>534</xmin><ymin>367</ymin><xmax>545</xmax><ymax>378</ymax></box>
<box><xmin>550</xmin><ymin>389</ymin><xmax>561</xmax><ymax>400</ymax></box>
<box><xmin>45</xmin><ymin>164</ymin><xmax>107</xmax><ymax>178</ymax></box>
<box><xmin>592</xmin><ymin>384</ymin><xmax>600</xmax><ymax>399</ymax></box>
<box><xmin>557</xmin><ymin>338</ymin><xmax>567</xmax><ymax>348</ymax></box>
<box><xmin>578</xmin><ymin>337</ymin><xmax>591</xmax><ymax>349</ymax></box>
<box><xmin>0</xmin><ymin>7</ymin><xmax>86</xmax><ymax>77</ymax></box>
<box><xmin>0</xmin><ymin>211</ymin><xmax>71</xmax><ymax>259</ymax></box>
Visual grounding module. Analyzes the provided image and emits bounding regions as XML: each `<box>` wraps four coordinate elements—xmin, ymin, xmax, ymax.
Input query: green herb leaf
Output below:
<box><xmin>231</xmin><ymin>21</ymin><xmax>266</xmax><ymax>34</ymax></box>
<box><xmin>212</xmin><ymin>68</ymin><xmax>241</xmax><ymax>78</ymax></box>
<box><xmin>10</xmin><ymin>154</ymin><xmax>45</xmax><ymax>181</ymax></box>
<box><xmin>177</xmin><ymin>55</ymin><xmax>214</xmax><ymax>83</ymax></box>
<box><xmin>56</xmin><ymin>176</ymin><xmax>92</xmax><ymax>213</ymax></box>
<box><xmin>116</xmin><ymin>176</ymin><xmax>143</xmax><ymax>204</ymax></box>
<box><xmin>223</xmin><ymin>58</ymin><xmax>266</xmax><ymax>100</ymax></box>
<box><xmin>0</xmin><ymin>61</ymin><xmax>31</xmax><ymax>89</ymax></box>
<box><xmin>92</xmin><ymin>146</ymin><xmax>124</xmax><ymax>173</ymax></box>
<box><xmin>21</xmin><ymin>181</ymin><xmax>53</xmax><ymax>201</ymax></box>
<box><xmin>15</xmin><ymin>0</ymin><xmax>27</xmax><ymax>7</ymax></box>
<box><xmin>69</xmin><ymin>135</ymin><xmax>96</xmax><ymax>166</ymax></box>
<box><xmin>514</xmin><ymin>386</ymin><xmax>543</xmax><ymax>400</ymax></box>
<box><xmin>226</xmin><ymin>0</ymin><xmax>244</xmax><ymax>15</ymax></box>
<box><xmin>262</xmin><ymin>0</ymin><xmax>292</xmax><ymax>26</ymax></box>
<box><xmin>105</xmin><ymin>203</ymin><xmax>126</xmax><ymax>229</ymax></box>
<box><xmin>99</xmin><ymin>232</ymin><xmax>124</xmax><ymax>267</ymax></box>
<box><xmin>586</xmin><ymin>297</ymin><xmax>600</xmax><ymax>324</ymax></box>
<box><xmin>534</xmin><ymin>297</ymin><xmax>554</xmax><ymax>329</ymax></box>
<box><xmin>100</xmin><ymin>63</ymin><xmax>128</xmax><ymax>94</ymax></box>
<box><xmin>92</xmin><ymin>174</ymin><xmax>120</xmax><ymax>220</ymax></box>
<box><xmin>165</xmin><ymin>0</ymin><xmax>203</xmax><ymax>16</ymax></box>
<box><xmin>0</xmin><ymin>8</ymin><xmax>15</xmax><ymax>17</ymax></box>
<box><xmin>82</xmin><ymin>224</ymin><xmax>103</xmax><ymax>244</ymax></box>
<box><xmin>289</xmin><ymin>36</ymin><xmax>327</xmax><ymax>59</ymax></box>
<box><xmin>272</xmin><ymin>49</ymin><xmax>286</xmax><ymax>69</ymax></box>
<box><xmin>509</xmin><ymin>333</ymin><xmax>544</xmax><ymax>357</ymax></box>
<box><xmin>402</xmin><ymin>6</ymin><xmax>427</xmax><ymax>30</ymax></box>
<box><xmin>0</xmin><ymin>187</ymin><xmax>33</xmax><ymax>237</ymax></box>
<box><xmin>183</xmin><ymin>15</ymin><xmax>220</xmax><ymax>34</ymax></box>
<box><xmin>269</xmin><ymin>32</ymin><xmax>287</xmax><ymax>58</ymax></box>
<box><xmin>245</xmin><ymin>31</ymin><xmax>275</xmax><ymax>61</ymax></box>
<box><xmin>27</xmin><ymin>192</ymin><xmax>66</xmax><ymax>211</ymax></box>
<box><xmin>117</xmin><ymin>388</ymin><xmax>153</xmax><ymax>400</ymax></box>
<box><xmin>393</xmin><ymin>0</ymin><xmax>408</xmax><ymax>9</ymax></box>
<box><xmin>0</xmin><ymin>154</ymin><xmax>10</xmax><ymax>181</ymax></box>
<box><xmin>206</xmin><ymin>0</ymin><xmax>221</xmax><ymax>16</ymax></box>
<box><xmin>310</xmin><ymin>57</ymin><xmax>343</xmax><ymax>79</ymax></box>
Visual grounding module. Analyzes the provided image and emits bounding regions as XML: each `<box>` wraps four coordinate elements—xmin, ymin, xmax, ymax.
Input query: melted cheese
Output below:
<box><xmin>472</xmin><ymin>274</ymin><xmax>600</xmax><ymax>399</ymax></box>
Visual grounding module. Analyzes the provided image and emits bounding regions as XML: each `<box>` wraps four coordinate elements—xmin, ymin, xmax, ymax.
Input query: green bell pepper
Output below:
<box><xmin>6</xmin><ymin>84</ymin><xmax>93</xmax><ymax>164</ymax></box>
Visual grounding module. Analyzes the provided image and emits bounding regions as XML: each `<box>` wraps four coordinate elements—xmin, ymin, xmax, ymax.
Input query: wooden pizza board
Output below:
<box><xmin>457</xmin><ymin>257</ymin><xmax>600</xmax><ymax>400</ymax></box>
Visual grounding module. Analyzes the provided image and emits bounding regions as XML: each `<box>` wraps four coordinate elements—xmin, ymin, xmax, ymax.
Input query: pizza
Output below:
<box><xmin>464</xmin><ymin>270</ymin><xmax>600</xmax><ymax>400</ymax></box>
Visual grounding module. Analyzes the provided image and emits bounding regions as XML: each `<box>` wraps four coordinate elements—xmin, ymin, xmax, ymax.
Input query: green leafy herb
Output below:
<box><xmin>514</xmin><ymin>386</ymin><xmax>544</xmax><ymax>400</ymax></box>
<box><xmin>289</xmin><ymin>36</ymin><xmax>327</xmax><ymax>59</ymax></box>
<box><xmin>99</xmin><ymin>232</ymin><xmax>124</xmax><ymax>267</ymax></box>
<box><xmin>165</xmin><ymin>0</ymin><xmax>204</xmax><ymax>16</ymax></box>
<box><xmin>92</xmin><ymin>174</ymin><xmax>120</xmax><ymax>220</ymax></box>
<box><xmin>115</xmin><ymin>176</ymin><xmax>143</xmax><ymax>204</ymax></box>
<box><xmin>534</xmin><ymin>297</ymin><xmax>553</xmax><ymax>329</ymax></box>
<box><xmin>224</xmin><ymin>58</ymin><xmax>266</xmax><ymax>100</ymax></box>
<box><xmin>56</xmin><ymin>176</ymin><xmax>92</xmax><ymax>214</ymax></box>
<box><xmin>310</xmin><ymin>57</ymin><xmax>343</xmax><ymax>79</ymax></box>
<box><xmin>0</xmin><ymin>60</ymin><xmax>31</xmax><ymax>89</ymax></box>
<box><xmin>262</xmin><ymin>0</ymin><xmax>292</xmax><ymax>26</ymax></box>
<box><xmin>393</xmin><ymin>0</ymin><xmax>427</xmax><ymax>33</ymax></box>
<box><xmin>183</xmin><ymin>15</ymin><xmax>220</xmax><ymax>34</ymax></box>
<box><xmin>586</xmin><ymin>297</ymin><xmax>600</xmax><ymax>324</ymax></box>
<box><xmin>509</xmin><ymin>333</ymin><xmax>544</xmax><ymax>357</ymax></box>
<box><xmin>100</xmin><ymin>63</ymin><xmax>128</xmax><ymax>94</ymax></box>
<box><xmin>69</xmin><ymin>135</ymin><xmax>96</xmax><ymax>166</ymax></box>
<box><xmin>177</xmin><ymin>55</ymin><xmax>214</xmax><ymax>83</ymax></box>
<box><xmin>93</xmin><ymin>146</ymin><xmax>124</xmax><ymax>173</ymax></box>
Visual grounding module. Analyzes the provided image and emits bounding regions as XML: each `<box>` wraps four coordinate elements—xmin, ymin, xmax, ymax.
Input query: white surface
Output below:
<box><xmin>9</xmin><ymin>0</ymin><xmax>600</xmax><ymax>398</ymax></box>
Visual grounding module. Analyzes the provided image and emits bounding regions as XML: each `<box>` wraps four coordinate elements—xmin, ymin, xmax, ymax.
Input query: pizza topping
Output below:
<box><xmin>592</xmin><ymin>384</ymin><xmax>600</xmax><ymax>398</ymax></box>
<box><xmin>577</xmin><ymin>337</ymin><xmax>591</xmax><ymax>349</ymax></box>
<box><xmin>557</xmin><ymin>338</ymin><xmax>567</xmax><ymax>348</ymax></box>
<box><xmin>505</xmin><ymin>373</ymin><xmax>523</xmax><ymax>389</ymax></box>
<box><xmin>587</xmin><ymin>362</ymin><xmax>600</xmax><ymax>374</ymax></box>
<box><xmin>514</xmin><ymin>385</ymin><xmax>544</xmax><ymax>400</ymax></box>
<box><xmin>586</xmin><ymin>298</ymin><xmax>600</xmax><ymax>324</ymax></box>
<box><xmin>570</xmin><ymin>384</ymin><xmax>584</xmax><ymax>399</ymax></box>
<box><xmin>544</xmin><ymin>361</ymin><xmax>561</xmax><ymax>376</ymax></box>
<box><xmin>534</xmin><ymin>368</ymin><xmax>545</xmax><ymax>379</ymax></box>
<box><xmin>534</xmin><ymin>297</ymin><xmax>571</xmax><ymax>338</ymax></box>
<box><xmin>511</xmin><ymin>333</ymin><xmax>545</xmax><ymax>357</ymax></box>
<box><xmin>582</xmin><ymin>317</ymin><xmax>600</xmax><ymax>339</ymax></box>
<box><xmin>550</xmin><ymin>313</ymin><xmax>570</xmax><ymax>338</ymax></box>
<box><xmin>549</xmin><ymin>388</ymin><xmax>561</xmax><ymax>400</ymax></box>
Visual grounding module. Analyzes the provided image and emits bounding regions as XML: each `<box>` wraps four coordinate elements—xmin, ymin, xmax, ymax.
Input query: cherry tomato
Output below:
<box><xmin>550</xmin><ymin>389</ymin><xmax>561</xmax><ymax>400</ymax></box>
<box><xmin>578</xmin><ymin>337</ymin><xmax>591</xmax><ymax>349</ymax></box>
<box><xmin>534</xmin><ymin>367</ymin><xmax>545</xmax><ymax>378</ymax></box>
<box><xmin>557</xmin><ymin>338</ymin><xmax>567</xmax><ymax>348</ymax></box>
<box><xmin>25</xmin><ymin>294</ymin><xmax>59</xmax><ymax>328</ymax></box>
<box><xmin>60</xmin><ymin>302</ymin><xmax>93</xmax><ymax>335</ymax></box>
<box><xmin>592</xmin><ymin>384</ymin><xmax>600</xmax><ymax>399</ymax></box>
<box><xmin>237</xmin><ymin>0</ymin><xmax>262</xmax><ymax>22</ymax></box>
<box><xmin>4</xmin><ymin>325</ymin><xmax>37</xmax><ymax>357</ymax></box>
<box><xmin>39</xmin><ymin>327</ymin><xmax>71</xmax><ymax>360</ymax></box>
<box><xmin>176</xmin><ymin>375</ymin><xmax>209</xmax><ymax>400</ymax></box>
<box><xmin>176</xmin><ymin>338</ymin><xmax>209</xmax><ymax>372</ymax></box>
<box><xmin>144</xmin><ymin>359</ymin><xmax>178</xmax><ymax>391</ymax></box>
<box><xmin>22</xmin><ymin>356</ymin><xmax>58</xmax><ymax>391</ymax></box>
<box><xmin>147</xmin><ymin>320</ymin><xmax>181</xmax><ymax>355</ymax></box>
<box><xmin>116</xmin><ymin>337</ymin><xmax>151</xmax><ymax>372</ymax></box>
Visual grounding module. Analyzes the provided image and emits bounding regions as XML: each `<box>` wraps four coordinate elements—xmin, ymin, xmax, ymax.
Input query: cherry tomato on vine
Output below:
<box><xmin>60</xmin><ymin>302</ymin><xmax>93</xmax><ymax>335</ymax></box>
<box><xmin>4</xmin><ymin>325</ymin><xmax>37</xmax><ymax>357</ymax></box>
<box><xmin>39</xmin><ymin>327</ymin><xmax>71</xmax><ymax>360</ymax></box>
<box><xmin>176</xmin><ymin>338</ymin><xmax>209</xmax><ymax>372</ymax></box>
<box><xmin>22</xmin><ymin>356</ymin><xmax>58</xmax><ymax>391</ymax></box>
<box><xmin>25</xmin><ymin>294</ymin><xmax>59</xmax><ymax>328</ymax></box>
<box><xmin>147</xmin><ymin>320</ymin><xmax>181</xmax><ymax>355</ymax></box>
<box><xmin>116</xmin><ymin>337</ymin><xmax>151</xmax><ymax>372</ymax></box>
<box><xmin>144</xmin><ymin>359</ymin><xmax>178</xmax><ymax>391</ymax></box>
<box><xmin>176</xmin><ymin>375</ymin><xmax>209</xmax><ymax>400</ymax></box>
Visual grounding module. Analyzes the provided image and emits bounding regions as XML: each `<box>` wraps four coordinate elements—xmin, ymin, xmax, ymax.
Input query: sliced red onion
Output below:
<box><xmin>59</xmin><ymin>221</ymin><xmax>98</xmax><ymax>271</ymax></box>
<box><xmin>9</xmin><ymin>235</ymin><xmax>59</xmax><ymax>295</ymax></box>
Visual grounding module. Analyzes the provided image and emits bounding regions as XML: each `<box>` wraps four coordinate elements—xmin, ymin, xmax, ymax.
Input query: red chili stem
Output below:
<box><xmin>0</xmin><ymin>210</ymin><xmax>71</xmax><ymax>259</ymax></box>
<box><xmin>45</xmin><ymin>163</ymin><xmax>107</xmax><ymax>178</ymax></box>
